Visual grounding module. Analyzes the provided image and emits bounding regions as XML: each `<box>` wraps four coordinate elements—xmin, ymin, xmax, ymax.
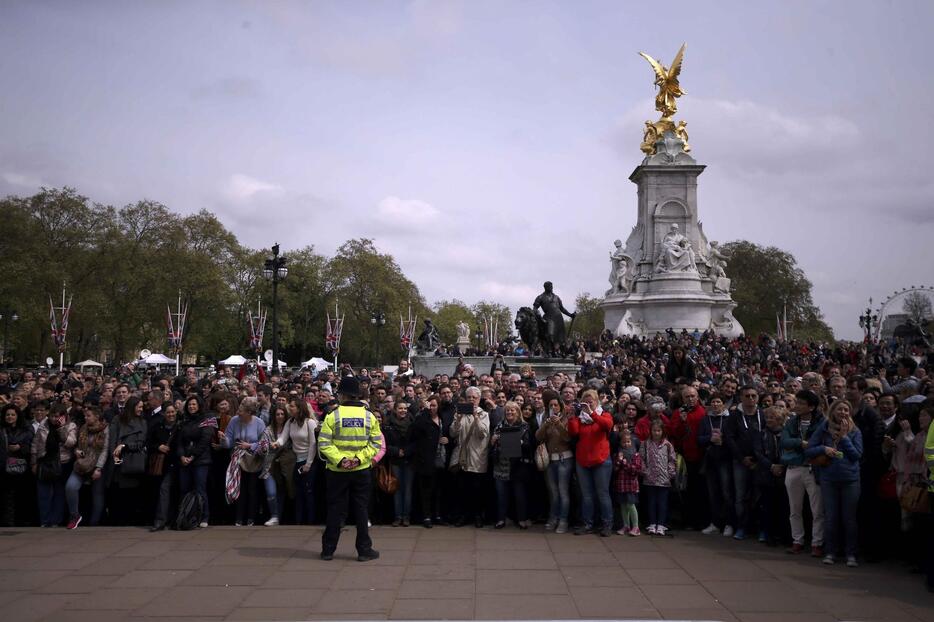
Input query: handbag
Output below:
<box><xmin>119</xmin><ymin>448</ymin><xmax>147</xmax><ymax>476</ymax></box>
<box><xmin>899</xmin><ymin>481</ymin><xmax>931</xmax><ymax>514</ymax></box>
<box><xmin>238</xmin><ymin>451</ymin><xmax>263</xmax><ymax>473</ymax></box>
<box><xmin>5</xmin><ymin>457</ymin><xmax>27</xmax><ymax>475</ymax></box>
<box><xmin>148</xmin><ymin>452</ymin><xmax>166</xmax><ymax>476</ymax></box>
<box><xmin>877</xmin><ymin>468</ymin><xmax>897</xmax><ymax>500</ymax></box>
<box><xmin>377</xmin><ymin>461</ymin><xmax>399</xmax><ymax>494</ymax></box>
<box><xmin>534</xmin><ymin>443</ymin><xmax>550</xmax><ymax>471</ymax></box>
<box><xmin>36</xmin><ymin>455</ymin><xmax>61</xmax><ymax>483</ymax></box>
<box><xmin>73</xmin><ymin>453</ymin><xmax>98</xmax><ymax>476</ymax></box>
<box><xmin>807</xmin><ymin>454</ymin><xmax>831</xmax><ymax>468</ymax></box>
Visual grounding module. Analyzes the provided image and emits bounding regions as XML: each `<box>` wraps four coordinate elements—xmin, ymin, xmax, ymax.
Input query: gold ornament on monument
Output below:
<box><xmin>638</xmin><ymin>43</ymin><xmax>691</xmax><ymax>155</ymax></box>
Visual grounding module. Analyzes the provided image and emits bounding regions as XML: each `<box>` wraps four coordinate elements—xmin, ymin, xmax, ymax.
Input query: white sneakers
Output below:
<box><xmin>701</xmin><ymin>523</ymin><xmax>719</xmax><ymax>535</ymax></box>
<box><xmin>264</xmin><ymin>517</ymin><xmax>279</xmax><ymax>526</ymax></box>
<box><xmin>722</xmin><ymin>525</ymin><xmax>734</xmax><ymax>537</ymax></box>
<box><xmin>647</xmin><ymin>524</ymin><xmax>658</xmax><ymax>535</ymax></box>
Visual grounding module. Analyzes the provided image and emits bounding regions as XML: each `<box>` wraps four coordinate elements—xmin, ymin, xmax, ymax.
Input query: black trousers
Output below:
<box><xmin>417</xmin><ymin>469</ymin><xmax>442</xmax><ymax>520</ymax></box>
<box><xmin>322</xmin><ymin>468</ymin><xmax>373</xmax><ymax>555</ymax></box>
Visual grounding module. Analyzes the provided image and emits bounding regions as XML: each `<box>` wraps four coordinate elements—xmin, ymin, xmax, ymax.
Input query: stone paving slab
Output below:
<box><xmin>0</xmin><ymin>525</ymin><xmax>931</xmax><ymax>621</ymax></box>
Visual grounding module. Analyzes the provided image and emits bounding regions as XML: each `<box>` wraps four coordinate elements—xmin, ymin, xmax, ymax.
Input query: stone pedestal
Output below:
<box><xmin>601</xmin><ymin>130</ymin><xmax>743</xmax><ymax>338</ymax></box>
<box><xmin>412</xmin><ymin>356</ymin><xmax>580</xmax><ymax>379</ymax></box>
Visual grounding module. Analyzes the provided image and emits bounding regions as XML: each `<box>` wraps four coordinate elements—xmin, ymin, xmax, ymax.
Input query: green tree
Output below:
<box><xmin>572</xmin><ymin>293</ymin><xmax>604</xmax><ymax>339</ymax></box>
<box><xmin>326</xmin><ymin>239</ymin><xmax>428</xmax><ymax>366</ymax></box>
<box><xmin>278</xmin><ymin>246</ymin><xmax>330</xmax><ymax>363</ymax></box>
<box><xmin>431</xmin><ymin>299</ymin><xmax>475</xmax><ymax>345</ymax></box>
<box><xmin>470</xmin><ymin>301</ymin><xmax>512</xmax><ymax>346</ymax></box>
<box><xmin>722</xmin><ymin>241</ymin><xmax>834</xmax><ymax>341</ymax></box>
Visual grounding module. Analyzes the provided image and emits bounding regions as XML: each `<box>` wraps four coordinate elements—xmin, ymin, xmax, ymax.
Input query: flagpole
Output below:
<box><xmin>59</xmin><ymin>286</ymin><xmax>65</xmax><ymax>372</ymax></box>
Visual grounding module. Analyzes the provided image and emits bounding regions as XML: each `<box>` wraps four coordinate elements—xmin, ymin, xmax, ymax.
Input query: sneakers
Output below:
<box><xmin>656</xmin><ymin>525</ymin><xmax>668</xmax><ymax>536</ymax></box>
<box><xmin>722</xmin><ymin>525</ymin><xmax>734</xmax><ymax>537</ymax></box>
<box><xmin>733</xmin><ymin>529</ymin><xmax>746</xmax><ymax>541</ymax></box>
<box><xmin>628</xmin><ymin>526</ymin><xmax>641</xmax><ymax>537</ymax></box>
<box><xmin>66</xmin><ymin>515</ymin><xmax>82</xmax><ymax>530</ymax></box>
<box><xmin>616</xmin><ymin>527</ymin><xmax>630</xmax><ymax>536</ymax></box>
<box><xmin>555</xmin><ymin>520</ymin><xmax>568</xmax><ymax>534</ymax></box>
<box><xmin>234</xmin><ymin>522</ymin><xmax>244</xmax><ymax>527</ymax></box>
<box><xmin>392</xmin><ymin>518</ymin><xmax>402</xmax><ymax>527</ymax></box>
<box><xmin>544</xmin><ymin>520</ymin><xmax>557</xmax><ymax>531</ymax></box>
<box><xmin>357</xmin><ymin>549</ymin><xmax>380</xmax><ymax>562</ymax></box>
<box><xmin>811</xmin><ymin>545</ymin><xmax>824</xmax><ymax>558</ymax></box>
<box><xmin>787</xmin><ymin>543</ymin><xmax>804</xmax><ymax>554</ymax></box>
<box><xmin>264</xmin><ymin>516</ymin><xmax>279</xmax><ymax>526</ymax></box>
<box><xmin>646</xmin><ymin>524</ymin><xmax>658</xmax><ymax>535</ymax></box>
<box><xmin>198</xmin><ymin>521</ymin><xmax>208</xmax><ymax>528</ymax></box>
<box><xmin>494</xmin><ymin>521</ymin><xmax>506</xmax><ymax>529</ymax></box>
<box><xmin>574</xmin><ymin>524</ymin><xmax>593</xmax><ymax>536</ymax></box>
<box><xmin>758</xmin><ymin>531</ymin><xmax>768</xmax><ymax>543</ymax></box>
<box><xmin>701</xmin><ymin>523</ymin><xmax>719</xmax><ymax>535</ymax></box>
<box><xmin>822</xmin><ymin>554</ymin><xmax>835</xmax><ymax>565</ymax></box>
<box><xmin>422</xmin><ymin>518</ymin><xmax>433</xmax><ymax>529</ymax></box>
<box><xmin>846</xmin><ymin>556</ymin><xmax>859</xmax><ymax>568</ymax></box>
<box><xmin>320</xmin><ymin>551</ymin><xmax>334</xmax><ymax>561</ymax></box>
<box><xmin>402</xmin><ymin>518</ymin><xmax>410</xmax><ymax>527</ymax></box>
<box><xmin>599</xmin><ymin>526</ymin><xmax>612</xmax><ymax>538</ymax></box>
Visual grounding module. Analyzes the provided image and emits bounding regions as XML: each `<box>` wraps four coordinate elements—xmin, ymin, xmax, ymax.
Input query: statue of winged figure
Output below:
<box><xmin>639</xmin><ymin>43</ymin><xmax>686</xmax><ymax>119</ymax></box>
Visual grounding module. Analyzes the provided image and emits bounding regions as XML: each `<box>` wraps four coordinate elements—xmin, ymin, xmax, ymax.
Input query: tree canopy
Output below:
<box><xmin>722</xmin><ymin>241</ymin><xmax>834</xmax><ymax>341</ymax></box>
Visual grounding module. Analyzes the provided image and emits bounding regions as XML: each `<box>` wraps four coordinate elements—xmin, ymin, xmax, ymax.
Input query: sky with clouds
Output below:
<box><xmin>2</xmin><ymin>0</ymin><xmax>932</xmax><ymax>340</ymax></box>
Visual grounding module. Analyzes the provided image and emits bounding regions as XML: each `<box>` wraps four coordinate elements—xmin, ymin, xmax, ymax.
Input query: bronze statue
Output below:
<box><xmin>532</xmin><ymin>281</ymin><xmax>575</xmax><ymax>357</ymax></box>
<box><xmin>415</xmin><ymin>319</ymin><xmax>440</xmax><ymax>353</ymax></box>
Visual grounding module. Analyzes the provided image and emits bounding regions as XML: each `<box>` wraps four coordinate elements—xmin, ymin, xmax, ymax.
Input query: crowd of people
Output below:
<box><xmin>1</xmin><ymin>330</ymin><xmax>932</xmax><ymax>591</ymax></box>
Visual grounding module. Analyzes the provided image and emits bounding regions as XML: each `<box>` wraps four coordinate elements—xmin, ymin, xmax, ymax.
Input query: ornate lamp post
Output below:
<box><xmin>263</xmin><ymin>244</ymin><xmax>288</xmax><ymax>374</ymax></box>
<box><xmin>370</xmin><ymin>311</ymin><xmax>386</xmax><ymax>367</ymax></box>
<box><xmin>858</xmin><ymin>297</ymin><xmax>878</xmax><ymax>343</ymax></box>
<box><xmin>1</xmin><ymin>309</ymin><xmax>18</xmax><ymax>366</ymax></box>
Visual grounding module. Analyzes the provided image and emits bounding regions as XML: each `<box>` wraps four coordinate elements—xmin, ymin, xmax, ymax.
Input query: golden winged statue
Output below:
<box><xmin>638</xmin><ymin>43</ymin><xmax>690</xmax><ymax>155</ymax></box>
<box><xmin>639</xmin><ymin>43</ymin><xmax>685</xmax><ymax>118</ymax></box>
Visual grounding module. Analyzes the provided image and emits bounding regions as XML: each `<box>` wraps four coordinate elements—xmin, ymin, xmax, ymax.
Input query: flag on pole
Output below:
<box><xmin>326</xmin><ymin>305</ymin><xmax>344</xmax><ymax>353</ymax></box>
<box><xmin>400</xmin><ymin>306</ymin><xmax>417</xmax><ymax>352</ymax></box>
<box><xmin>50</xmin><ymin>293</ymin><xmax>73</xmax><ymax>351</ymax></box>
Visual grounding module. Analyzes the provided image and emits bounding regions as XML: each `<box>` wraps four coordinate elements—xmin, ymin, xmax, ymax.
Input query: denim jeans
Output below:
<box><xmin>732</xmin><ymin>461</ymin><xmax>756</xmax><ymax>530</ymax></box>
<box><xmin>644</xmin><ymin>484</ymin><xmax>670</xmax><ymax>527</ymax></box>
<box><xmin>705</xmin><ymin>458</ymin><xmax>734</xmax><ymax>528</ymax></box>
<box><xmin>392</xmin><ymin>463</ymin><xmax>415</xmax><ymax>520</ymax></box>
<box><xmin>295</xmin><ymin>460</ymin><xmax>317</xmax><ymax>524</ymax></box>
<box><xmin>495</xmin><ymin>475</ymin><xmax>529</xmax><ymax>523</ymax></box>
<box><xmin>37</xmin><ymin>461</ymin><xmax>72</xmax><ymax>526</ymax></box>
<box><xmin>65</xmin><ymin>470</ymin><xmax>106</xmax><ymax>525</ymax></box>
<box><xmin>576</xmin><ymin>457</ymin><xmax>613</xmax><ymax>529</ymax></box>
<box><xmin>546</xmin><ymin>456</ymin><xmax>573</xmax><ymax>522</ymax></box>
<box><xmin>178</xmin><ymin>464</ymin><xmax>210</xmax><ymax>522</ymax></box>
<box><xmin>821</xmin><ymin>478</ymin><xmax>860</xmax><ymax>558</ymax></box>
<box><xmin>263</xmin><ymin>474</ymin><xmax>284</xmax><ymax>520</ymax></box>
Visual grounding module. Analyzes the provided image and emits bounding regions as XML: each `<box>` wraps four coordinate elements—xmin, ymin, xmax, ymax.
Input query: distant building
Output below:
<box><xmin>879</xmin><ymin>313</ymin><xmax>908</xmax><ymax>340</ymax></box>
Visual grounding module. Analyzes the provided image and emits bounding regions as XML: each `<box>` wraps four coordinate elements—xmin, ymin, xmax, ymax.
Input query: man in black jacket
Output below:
<box><xmin>846</xmin><ymin>374</ymin><xmax>885</xmax><ymax>561</ymax></box>
<box><xmin>726</xmin><ymin>385</ymin><xmax>762</xmax><ymax>541</ymax></box>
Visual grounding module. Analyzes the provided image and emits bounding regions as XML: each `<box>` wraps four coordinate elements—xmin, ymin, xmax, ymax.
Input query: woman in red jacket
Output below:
<box><xmin>568</xmin><ymin>389</ymin><xmax>614</xmax><ymax>537</ymax></box>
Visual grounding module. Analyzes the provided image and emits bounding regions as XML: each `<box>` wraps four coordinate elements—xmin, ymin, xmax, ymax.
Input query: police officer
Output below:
<box><xmin>318</xmin><ymin>375</ymin><xmax>382</xmax><ymax>561</ymax></box>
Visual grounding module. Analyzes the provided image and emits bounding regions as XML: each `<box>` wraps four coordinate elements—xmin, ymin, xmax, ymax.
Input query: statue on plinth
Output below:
<box><xmin>607</xmin><ymin>239</ymin><xmax>634</xmax><ymax>295</ymax></box>
<box><xmin>415</xmin><ymin>319</ymin><xmax>441</xmax><ymax>353</ymax></box>
<box><xmin>705</xmin><ymin>241</ymin><xmax>732</xmax><ymax>293</ymax></box>
<box><xmin>532</xmin><ymin>281</ymin><xmax>575</xmax><ymax>357</ymax></box>
<box><xmin>654</xmin><ymin>224</ymin><xmax>697</xmax><ymax>273</ymax></box>
<box><xmin>456</xmin><ymin>321</ymin><xmax>470</xmax><ymax>341</ymax></box>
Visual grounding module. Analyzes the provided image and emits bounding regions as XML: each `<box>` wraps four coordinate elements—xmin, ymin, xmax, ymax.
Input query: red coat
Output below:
<box><xmin>568</xmin><ymin>410</ymin><xmax>613</xmax><ymax>467</ymax></box>
<box><xmin>666</xmin><ymin>404</ymin><xmax>707</xmax><ymax>463</ymax></box>
<box><xmin>634</xmin><ymin>414</ymin><xmax>669</xmax><ymax>443</ymax></box>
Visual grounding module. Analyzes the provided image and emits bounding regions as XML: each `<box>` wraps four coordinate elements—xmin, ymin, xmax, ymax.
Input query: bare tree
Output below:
<box><xmin>902</xmin><ymin>290</ymin><xmax>933</xmax><ymax>324</ymax></box>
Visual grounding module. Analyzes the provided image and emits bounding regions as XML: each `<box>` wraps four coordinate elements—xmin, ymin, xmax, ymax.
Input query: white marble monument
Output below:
<box><xmin>601</xmin><ymin>44</ymin><xmax>743</xmax><ymax>338</ymax></box>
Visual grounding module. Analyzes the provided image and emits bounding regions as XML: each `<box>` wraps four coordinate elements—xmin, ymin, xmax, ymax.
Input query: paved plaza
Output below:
<box><xmin>0</xmin><ymin>524</ymin><xmax>931</xmax><ymax>622</ymax></box>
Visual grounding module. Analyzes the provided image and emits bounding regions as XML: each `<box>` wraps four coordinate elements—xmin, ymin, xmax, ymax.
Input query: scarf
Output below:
<box><xmin>78</xmin><ymin>420</ymin><xmax>107</xmax><ymax>454</ymax></box>
<box><xmin>225</xmin><ymin>448</ymin><xmax>245</xmax><ymax>504</ymax></box>
<box><xmin>388</xmin><ymin>412</ymin><xmax>412</xmax><ymax>436</ymax></box>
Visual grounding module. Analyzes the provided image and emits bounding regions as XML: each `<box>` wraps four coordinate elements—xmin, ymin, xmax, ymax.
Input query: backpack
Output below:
<box><xmin>174</xmin><ymin>491</ymin><xmax>204</xmax><ymax>530</ymax></box>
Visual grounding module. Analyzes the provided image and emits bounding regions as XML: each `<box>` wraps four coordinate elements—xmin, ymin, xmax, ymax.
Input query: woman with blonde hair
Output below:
<box><xmin>805</xmin><ymin>399</ymin><xmax>863</xmax><ymax>567</ymax></box>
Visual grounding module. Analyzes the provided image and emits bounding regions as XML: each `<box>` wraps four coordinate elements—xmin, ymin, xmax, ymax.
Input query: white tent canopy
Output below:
<box><xmin>75</xmin><ymin>359</ymin><xmax>104</xmax><ymax>369</ymax></box>
<box><xmin>260</xmin><ymin>359</ymin><xmax>288</xmax><ymax>369</ymax></box>
<box><xmin>219</xmin><ymin>355</ymin><xmax>248</xmax><ymax>366</ymax></box>
<box><xmin>137</xmin><ymin>353</ymin><xmax>176</xmax><ymax>365</ymax></box>
<box><xmin>301</xmin><ymin>357</ymin><xmax>333</xmax><ymax>369</ymax></box>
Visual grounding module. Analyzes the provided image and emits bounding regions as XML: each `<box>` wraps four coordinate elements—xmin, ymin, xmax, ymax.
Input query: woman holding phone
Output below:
<box><xmin>568</xmin><ymin>389</ymin><xmax>614</xmax><ymax>537</ymax></box>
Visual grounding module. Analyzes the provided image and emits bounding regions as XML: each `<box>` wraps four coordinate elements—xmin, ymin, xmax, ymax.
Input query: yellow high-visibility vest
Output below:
<box><xmin>318</xmin><ymin>403</ymin><xmax>382</xmax><ymax>472</ymax></box>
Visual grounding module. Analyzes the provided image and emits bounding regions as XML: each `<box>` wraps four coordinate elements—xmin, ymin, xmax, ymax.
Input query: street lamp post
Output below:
<box><xmin>1</xmin><ymin>310</ymin><xmax>19</xmax><ymax>366</ymax></box>
<box><xmin>370</xmin><ymin>311</ymin><xmax>386</xmax><ymax>367</ymax></box>
<box><xmin>858</xmin><ymin>297</ymin><xmax>878</xmax><ymax>343</ymax></box>
<box><xmin>263</xmin><ymin>244</ymin><xmax>288</xmax><ymax>375</ymax></box>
